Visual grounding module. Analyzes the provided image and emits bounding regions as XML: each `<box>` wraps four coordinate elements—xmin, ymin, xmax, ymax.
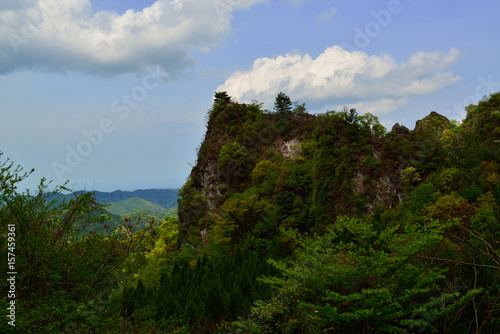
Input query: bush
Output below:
<box><xmin>0</xmin><ymin>153</ymin><xmax>151</xmax><ymax>333</ymax></box>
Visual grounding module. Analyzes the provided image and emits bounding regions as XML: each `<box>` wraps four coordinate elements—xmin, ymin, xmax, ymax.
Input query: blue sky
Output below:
<box><xmin>0</xmin><ymin>0</ymin><xmax>499</xmax><ymax>192</ymax></box>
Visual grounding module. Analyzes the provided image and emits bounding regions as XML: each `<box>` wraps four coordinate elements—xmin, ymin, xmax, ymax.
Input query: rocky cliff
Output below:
<box><xmin>177</xmin><ymin>94</ymin><xmax>454</xmax><ymax>247</ymax></box>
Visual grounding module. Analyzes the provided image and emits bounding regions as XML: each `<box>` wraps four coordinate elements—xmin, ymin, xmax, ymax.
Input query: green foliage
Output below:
<box><xmin>218</xmin><ymin>141</ymin><xmax>252</xmax><ymax>186</ymax></box>
<box><xmin>228</xmin><ymin>219</ymin><xmax>479</xmax><ymax>333</ymax></box>
<box><xmin>401</xmin><ymin>166</ymin><xmax>421</xmax><ymax>193</ymax></box>
<box><xmin>408</xmin><ymin>183</ymin><xmax>435</xmax><ymax>214</ymax></box>
<box><xmin>311</xmin><ymin>112</ymin><xmax>374</xmax><ymax>225</ymax></box>
<box><xmin>121</xmin><ymin>251</ymin><xmax>276</xmax><ymax>332</ymax></box>
<box><xmin>461</xmin><ymin>186</ymin><xmax>483</xmax><ymax>202</ymax></box>
<box><xmin>463</xmin><ymin>92</ymin><xmax>500</xmax><ymax>143</ymax></box>
<box><xmin>438</xmin><ymin>167</ymin><xmax>460</xmax><ymax>194</ymax></box>
<box><xmin>423</xmin><ymin>192</ymin><xmax>472</xmax><ymax>223</ymax></box>
<box><xmin>299</xmin><ymin>139</ymin><xmax>317</xmax><ymax>159</ymax></box>
<box><xmin>340</xmin><ymin>106</ymin><xmax>359</xmax><ymax>125</ymax></box>
<box><xmin>107</xmin><ymin>197</ymin><xmax>167</xmax><ymax>215</ymax></box>
<box><xmin>292</xmin><ymin>102</ymin><xmax>306</xmax><ymax>114</ymax></box>
<box><xmin>359</xmin><ymin>112</ymin><xmax>387</xmax><ymax>138</ymax></box>
<box><xmin>205</xmin><ymin>190</ymin><xmax>275</xmax><ymax>255</ymax></box>
<box><xmin>251</xmin><ymin>160</ymin><xmax>278</xmax><ymax>195</ymax></box>
<box><xmin>0</xmin><ymin>153</ymin><xmax>154</xmax><ymax>333</ymax></box>
<box><xmin>54</xmin><ymin>189</ymin><xmax>179</xmax><ymax>210</ymax></box>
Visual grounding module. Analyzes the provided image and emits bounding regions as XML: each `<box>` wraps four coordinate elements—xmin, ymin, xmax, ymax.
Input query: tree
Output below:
<box><xmin>401</xmin><ymin>166</ymin><xmax>421</xmax><ymax>194</ymax></box>
<box><xmin>214</xmin><ymin>91</ymin><xmax>231</xmax><ymax>105</ymax></box>
<box><xmin>341</xmin><ymin>106</ymin><xmax>359</xmax><ymax>125</ymax></box>
<box><xmin>292</xmin><ymin>102</ymin><xmax>306</xmax><ymax>114</ymax></box>
<box><xmin>358</xmin><ymin>112</ymin><xmax>387</xmax><ymax>137</ymax></box>
<box><xmin>218</xmin><ymin>141</ymin><xmax>252</xmax><ymax>186</ymax></box>
<box><xmin>273</xmin><ymin>92</ymin><xmax>293</xmax><ymax>114</ymax></box>
<box><xmin>0</xmin><ymin>152</ymin><xmax>152</xmax><ymax>333</ymax></box>
<box><xmin>229</xmin><ymin>218</ymin><xmax>479</xmax><ymax>333</ymax></box>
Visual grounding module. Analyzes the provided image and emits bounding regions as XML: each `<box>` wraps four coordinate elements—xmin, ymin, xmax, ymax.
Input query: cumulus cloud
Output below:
<box><xmin>0</xmin><ymin>0</ymin><xmax>264</xmax><ymax>76</ymax></box>
<box><xmin>217</xmin><ymin>46</ymin><xmax>460</xmax><ymax>115</ymax></box>
<box><xmin>330</xmin><ymin>98</ymin><xmax>408</xmax><ymax>116</ymax></box>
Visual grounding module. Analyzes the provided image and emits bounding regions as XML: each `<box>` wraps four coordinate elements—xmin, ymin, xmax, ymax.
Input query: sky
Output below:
<box><xmin>1</xmin><ymin>0</ymin><xmax>499</xmax><ymax>192</ymax></box>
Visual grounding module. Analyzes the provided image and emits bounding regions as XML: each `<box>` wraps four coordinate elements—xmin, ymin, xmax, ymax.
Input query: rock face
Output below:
<box><xmin>276</xmin><ymin>139</ymin><xmax>302</xmax><ymax>159</ymax></box>
<box><xmin>177</xmin><ymin>101</ymin><xmax>446</xmax><ymax>246</ymax></box>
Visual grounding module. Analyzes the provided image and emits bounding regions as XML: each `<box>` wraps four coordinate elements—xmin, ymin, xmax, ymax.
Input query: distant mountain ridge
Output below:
<box><xmin>91</xmin><ymin>189</ymin><xmax>179</xmax><ymax>209</ymax></box>
<box><xmin>51</xmin><ymin>188</ymin><xmax>179</xmax><ymax>212</ymax></box>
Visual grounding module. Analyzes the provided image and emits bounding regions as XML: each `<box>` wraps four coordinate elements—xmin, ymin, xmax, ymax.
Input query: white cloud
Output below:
<box><xmin>0</xmin><ymin>0</ymin><xmax>264</xmax><ymax>76</ymax></box>
<box><xmin>317</xmin><ymin>6</ymin><xmax>337</xmax><ymax>24</ymax></box>
<box><xmin>217</xmin><ymin>46</ymin><xmax>461</xmax><ymax>115</ymax></box>
<box><xmin>329</xmin><ymin>98</ymin><xmax>408</xmax><ymax>116</ymax></box>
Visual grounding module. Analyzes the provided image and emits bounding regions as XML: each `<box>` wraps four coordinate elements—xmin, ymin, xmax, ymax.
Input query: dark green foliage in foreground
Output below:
<box><xmin>225</xmin><ymin>220</ymin><xmax>480</xmax><ymax>333</ymax></box>
<box><xmin>121</xmin><ymin>250</ymin><xmax>277</xmax><ymax>332</ymax></box>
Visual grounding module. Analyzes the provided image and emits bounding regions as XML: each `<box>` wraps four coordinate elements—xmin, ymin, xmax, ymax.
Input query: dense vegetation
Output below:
<box><xmin>51</xmin><ymin>189</ymin><xmax>179</xmax><ymax>221</ymax></box>
<box><xmin>1</xmin><ymin>91</ymin><xmax>500</xmax><ymax>333</ymax></box>
<box><xmin>121</xmin><ymin>249</ymin><xmax>278</xmax><ymax>333</ymax></box>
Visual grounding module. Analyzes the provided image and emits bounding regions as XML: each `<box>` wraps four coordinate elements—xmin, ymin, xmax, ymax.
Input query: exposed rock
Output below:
<box><xmin>352</xmin><ymin>171</ymin><xmax>400</xmax><ymax>214</ymax></box>
<box><xmin>198</xmin><ymin>161</ymin><xmax>222</xmax><ymax>212</ymax></box>
<box><xmin>279</xmin><ymin>139</ymin><xmax>301</xmax><ymax>159</ymax></box>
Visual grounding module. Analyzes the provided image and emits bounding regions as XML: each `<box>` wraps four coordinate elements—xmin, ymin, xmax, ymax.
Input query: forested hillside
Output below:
<box><xmin>49</xmin><ymin>189</ymin><xmax>179</xmax><ymax>230</ymax></box>
<box><xmin>1</xmin><ymin>91</ymin><xmax>500</xmax><ymax>333</ymax></box>
<box><xmin>51</xmin><ymin>189</ymin><xmax>179</xmax><ymax>210</ymax></box>
<box><xmin>177</xmin><ymin>91</ymin><xmax>500</xmax><ymax>332</ymax></box>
